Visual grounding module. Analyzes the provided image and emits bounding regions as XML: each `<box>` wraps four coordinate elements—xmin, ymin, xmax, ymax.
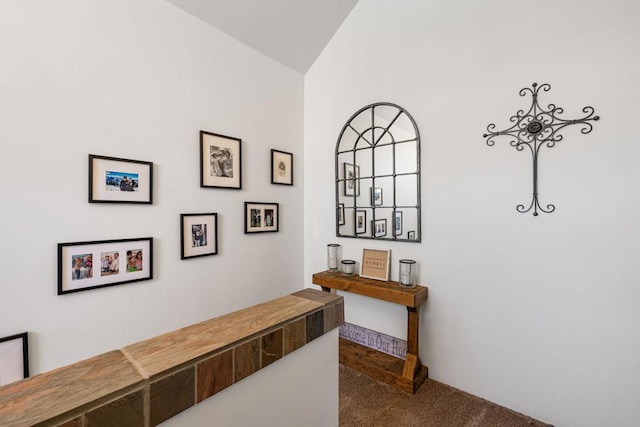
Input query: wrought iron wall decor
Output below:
<box><xmin>483</xmin><ymin>83</ymin><xmax>599</xmax><ymax>216</ymax></box>
<box><xmin>336</xmin><ymin>102</ymin><xmax>421</xmax><ymax>242</ymax></box>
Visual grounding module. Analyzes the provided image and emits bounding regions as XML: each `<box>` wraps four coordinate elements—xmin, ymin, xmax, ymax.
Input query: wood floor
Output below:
<box><xmin>339</xmin><ymin>364</ymin><xmax>552</xmax><ymax>427</ymax></box>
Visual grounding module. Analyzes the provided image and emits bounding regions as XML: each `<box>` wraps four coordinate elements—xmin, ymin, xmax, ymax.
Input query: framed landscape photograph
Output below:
<box><xmin>360</xmin><ymin>248</ymin><xmax>391</xmax><ymax>281</ymax></box>
<box><xmin>355</xmin><ymin>210</ymin><xmax>367</xmax><ymax>234</ymax></box>
<box><xmin>181</xmin><ymin>213</ymin><xmax>218</xmax><ymax>259</ymax></box>
<box><xmin>58</xmin><ymin>237</ymin><xmax>153</xmax><ymax>295</ymax></box>
<box><xmin>245</xmin><ymin>202</ymin><xmax>279</xmax><ymax>233</ymax></box>
<box><xmin>371</xmin><ymin>187</ymin><xmax>383</xmax><ymax>206</ymax></box>
<box><xmin>89</xmin><ymin>155</ymin><xmax>153</xmax><ymax>204</ymax></box>
<box><xmin>200</xmin><ymin>131</ymin><xmax>242</xmax><ymax>189</ymax></box>
<box><xmin>271</xmin><ymin>149</ymin><xmax>293</xmax><ymax>185</ymax></box>
<box><xmin>373</xmin><ymin>218</ymin><xmax>387</xmax><ymax>237</ymax></box>
<box><xmin>0</xmin><ymin>332</ymin><xmax>29</xmax><ymax>387</ymax></box>
<box><xmin>343</xmin><ymin>163</ymin><xmax>360</xmax><ymax>196</ymax></box>
<box><xmin>394</xmin><ymin>211</ymin><xmax>403</xmax><ymax>236</ymax></box>
<box><xmin>338</xmin><ymin>203</ymin><xmax>345</xmax><ymax>225</ymax></box>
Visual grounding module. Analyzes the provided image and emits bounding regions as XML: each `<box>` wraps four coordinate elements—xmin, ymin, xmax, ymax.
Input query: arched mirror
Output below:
<box><xmin>336</xmin><ymin>102</ymin><xmax>421</xmax><ymax>242</ymax></box>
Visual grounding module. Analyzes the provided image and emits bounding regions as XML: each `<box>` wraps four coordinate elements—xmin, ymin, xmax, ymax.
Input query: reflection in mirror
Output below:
<box><xmin>336</xmin><ymin>102</ymin><xmax>421</xmax><ymax>242</ymax></box>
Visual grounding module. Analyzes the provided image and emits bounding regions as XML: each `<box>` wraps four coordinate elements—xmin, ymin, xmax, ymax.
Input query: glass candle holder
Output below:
<box><xmin>327</xmin><ymin>244</ymin><xmax>342</xmax><ymax>271</ymax></box>
<box><xmin>399</xmin><ymin>259</ymin><xmax>416</xmax><ymax>288</ymax></box>
<box><xmin>341</xmin><ymin>260</ymin><xmax>356</xmax><ymax>276</ymax></box>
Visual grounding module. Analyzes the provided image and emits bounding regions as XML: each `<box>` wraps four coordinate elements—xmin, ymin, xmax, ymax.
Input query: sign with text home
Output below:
<box><xmin>339</xmin><ymin>322</ymin><xmax>407</xmax><ymax>360</ymax></box>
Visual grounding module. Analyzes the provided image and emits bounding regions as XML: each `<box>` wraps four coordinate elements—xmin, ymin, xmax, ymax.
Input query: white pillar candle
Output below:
<box><xmin>341</xmin><ymin>260</ymin><xmax>356</xmax><ymax>275</ymax></box>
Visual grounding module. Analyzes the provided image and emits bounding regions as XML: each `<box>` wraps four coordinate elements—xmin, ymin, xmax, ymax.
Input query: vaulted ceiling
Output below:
<box><xmin>164</xmin><ymin>0</ymin><xmax>360</xmax><ymax>73</ymax></box>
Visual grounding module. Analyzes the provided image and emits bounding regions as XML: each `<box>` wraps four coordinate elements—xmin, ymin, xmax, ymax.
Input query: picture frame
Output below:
<box><xmin>244</xmin><ymin>202</ymin><xmax>279</xmax><ymax>233</ymax></box>
<box><xmin>89</xmin><ymin>155</ymin><xmax>153</xmax><ymax>204</ymax></box>
<box><xmin>200</xmin><ymin>131</ymin><xmax>242</xmax><ymax>189</ymax></box>
<box><xmin>355</xmin><ymin>210</ymin><xmax>367</xmax><ymax>234</ymax></box>
<box><xmin>373</xmin><ymin>218</ymin><xmax>387</xmax><ymax>237</ymax></box>
<box><xmin>360</xmin><ymin>249</ymin><xmax>391</xmax><ymax>281</ymax></box>
<box><xmin>394</xmin><ymin>211</ymin><xmax>403</xmax><ymax>236</ymax></box>
<box><xmin>271</xmin><ymin>149</ymin><xmax>293</xmax><ymax>186</ymax></box>
<box><xmin>181</xmin><ymin>213</ymin><xmax>218</xmax><ymax>259</ymax></box>
<box><xmin>337</xmin><ymin>203</ymin><xmax>345</xmax><ymax>225</ymax></box>
<box><xmin>58</xmin><ymin>237</ymin><xmax>153</xmax><ymax>295</ymax></box>
<box><xmin>371</xmin><ymin>187</ymin><xmax>383</xmax><ymax>206</ymax></box>
<box><xmin>0</xmin><ymin>332</ymin><xmax>29</xmax><ymax>386</ymax></box>
<box><xmin>343</xmin><ymin>163</ymin><xmax>360</xmax><ymax>196</ymax></box>
<box><xmin>407</xmin><ymin>230</ymin><xmax>416</xmax><ymax>240</ymax></box>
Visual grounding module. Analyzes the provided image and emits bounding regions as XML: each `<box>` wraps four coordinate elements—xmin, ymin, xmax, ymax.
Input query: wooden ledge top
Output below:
<box><xmin>0</xmin><ymin>350</ymin><xmax>143</xmax><ymax>427</ymax></box>
<box><xmin>0</xmin><ymin>289</ymin><xmax>344</xmax><ymax>426</ymax></box>
<box><xmin>123</xmin><ymin>293</ymin><xmax>328</xmax><ymax>379</ymax></box>
<box><xmin>312</xmin><ymin>271</ymin><xmax>428</xmax><ymax>308</ymax></box>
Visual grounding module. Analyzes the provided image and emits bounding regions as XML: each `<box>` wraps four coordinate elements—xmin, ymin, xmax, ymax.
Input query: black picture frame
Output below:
<box><xmin>58</xmin><ymin>237</ymin><xmax>153</xmax><ymax>295</ymax></box>
<box><xmin>200</xmin><ymin>131</ymin><xmax>242</xmax><ymax>189</ymax></box>
<box><xmin>371</xmin><ymin>187</ymin><xmax>383</xmax><ymax>206</ymax></box>
<box><xmin>271</xmin><ymin>149</ymin><xmax>293</xmax><ymax>186</ymax></box>
<box><xmin>355</xmin><ymin>210</ymin><xmax>367</xmax><ymax>234</ymax></box>
<box><xmin>244</xmin><ymin>202</ymin><xmax>279</xmax><ymax>233</ymax></box>
<box><xmin>373</xmin><ymin>218</ymin><xmax>387</xmax><ymax>237</ymax></box>
<box><xmin>338</xmin><ymin>203</ymin><xmax>345</xmax><ymax>225</ymax></box>
<box><xmin>180</xmin><ymin>213</ymin><xmax>218</xmax><ymax>259</ymax></box>
<box><xmin>0</xmin><ymin>332</ymin><xmax>29</xmax><ymax>386</ymax></box>
<box><xmin>344</xmin><ymin>163</ymin><xmax>360</xmax><ymax>196</ymax></box>
<box><xmin>394</xmin><ymin>211</ymin><xmax>403</xmax><ymax>236</ymax></box>
<box><xmin>89</xmin><ymin>154</ymin><xmax>153</xmax><ymax>204</ymax></box>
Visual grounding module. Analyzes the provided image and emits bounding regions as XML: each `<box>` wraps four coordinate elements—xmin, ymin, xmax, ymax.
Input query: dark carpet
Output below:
<box><xmin>339</xmin><ymin>364</ymin><xmax>552</xmax><ymax>427</ymax></box>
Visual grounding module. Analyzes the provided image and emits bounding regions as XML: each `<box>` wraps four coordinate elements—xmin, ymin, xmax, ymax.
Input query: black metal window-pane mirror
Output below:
<box><xmin>336</xmin><ymin>102</ymin><xmax>421</xmax><ymax>242</ymax></box>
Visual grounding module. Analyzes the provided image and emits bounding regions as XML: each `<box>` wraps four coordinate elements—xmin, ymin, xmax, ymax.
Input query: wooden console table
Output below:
<box><xmin>312</xmin><ymin>270</ymin><xmax>428</xmax><ymax>394</ymax></box>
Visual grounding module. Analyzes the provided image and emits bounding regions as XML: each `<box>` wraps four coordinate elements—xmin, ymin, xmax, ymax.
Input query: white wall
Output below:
<box><xmin>304</xmin><ymin>0</ymin><xmax>640</xmax><ymax>426</ymax></box>
<box><xmin>0</xmin><ymin>2</ymin><xmax>337</xmax><ymax>424</ymax></box>
<box><xmin>163</xmin><ymin>330</ymin><xmax>338</xmax><ymax>427</ymax></box>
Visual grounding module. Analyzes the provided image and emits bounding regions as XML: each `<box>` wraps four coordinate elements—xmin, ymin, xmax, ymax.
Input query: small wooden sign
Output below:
<box><xmin>360</xmin><ymin>248</ymin><xmax>390</xmax><ymax>281</ymax></box>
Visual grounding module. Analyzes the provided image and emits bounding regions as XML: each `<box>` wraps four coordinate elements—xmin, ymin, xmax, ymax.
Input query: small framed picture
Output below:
<box><xmin>89</xmin><ymin>155</ymin><xmax>153</xmax><ymax>204</ymax></box>
<box><xmin>407</xmin><ymin>230</ymin><xmax>416</xmax><ymax>240</ymax></box>
<box><xmin>271</xmin><ymin>149</ymin><xmax>293</xmax><ymax>186</ymax></box>
<box><xmin>181</xmin><ymin>213</ymin><xmax>218</xmax><ymax>259</ymax></box>
<box><xmin>337</xmin><ymin>203</ymin><xmax>345</xmax><ymax>225</ymax></box>
<box><xmin>58</xmin><ymin>237</ymin><xmax>153</xmax><ymax>295</ymax></box>
<box><xmin>200</xmin><ymin>131</ymin><xmax>242</xmax><ymax>189</ymax></box>
<box><xmin>355</xmin><ymin>210</ymin><xmax>367</xmax><ymax>234</ymax></box>
<box><xmin>371</xmin><ymin>187</ymin><xmax>383</xmax><ymax>206</ymax></box>
<box><xmin>373</xmin><ymin>218</ymin><xmax>387</xmax><ymax>237</ymax></box>
<box><xmin>343</xmin><ymin>163</ymin><xmax>360</xmax><ymax>196</ymax></box>
<box><xmin>0</xmin><ymin>332</ymin><xmax>29</xmax><ymax>386</ymax></box>
<box><xmin>245</xmin><ymin>202</ymin><xmax>279</xmax><ymax>233</ymax></box>
<box><xmin>361</xmin><ymin>248</ymin><xmax>391</xmax><ymax>281</ymax></box>
<box><xmin>394</xmin><ymin>211</ymin><xmax>403</xmax><ymax>236</ymax></box>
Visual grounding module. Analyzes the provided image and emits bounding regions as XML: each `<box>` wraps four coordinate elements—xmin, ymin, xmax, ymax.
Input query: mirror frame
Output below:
<box><xmin>335</xmin><ymin>102</ymin><xmax>421</xmax><ymax>242</ymax></box>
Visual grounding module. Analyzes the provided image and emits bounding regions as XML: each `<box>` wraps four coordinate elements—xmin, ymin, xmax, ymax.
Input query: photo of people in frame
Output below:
<box><xmin>374</xmin><ymin>219</ymin><xmax>387</xmax><ymax>237</ymax></box>
<box><xmin>105</xmin><ymin>171</ymin><xmax>139</xmax><ymax>192</ymax></box>
<box><xmin>71</xmin><ymin>254</ymin><xmax>93</xmax><ymax>280</ymax></box>
<box><xmin>209</xmin><ymin>146</ymin><xmax>233</xmax><ymax>178</ymax></box>
<box><xmin>101</xmin><ymin>251</ymin><xmax>120</xmax><ymax>276</ymax></box>
<box><xmin>264</xmin><ymin>209</ymin><xmax>274</xmax><ymax>227</ymax></box>
<box><xmin>192</xmin><ymin>224</ymin><xmax>207</xmax><ymax>247</ymax></box>
<box><xmin>126</xmin><ymin>249</ymin><xmax>143</xmax><ymax>273</ymax></box>
<box><xmin>250</xmin><ymin>209</ymin><xmax>262</xmax><ymax>228</ymax></box>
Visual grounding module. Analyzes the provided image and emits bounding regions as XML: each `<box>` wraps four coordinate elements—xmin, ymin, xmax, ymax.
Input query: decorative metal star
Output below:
<box><xmin>483</xmin><ymin>82</ymin><xmax>599</xmax><ymax>216</ymax></box>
